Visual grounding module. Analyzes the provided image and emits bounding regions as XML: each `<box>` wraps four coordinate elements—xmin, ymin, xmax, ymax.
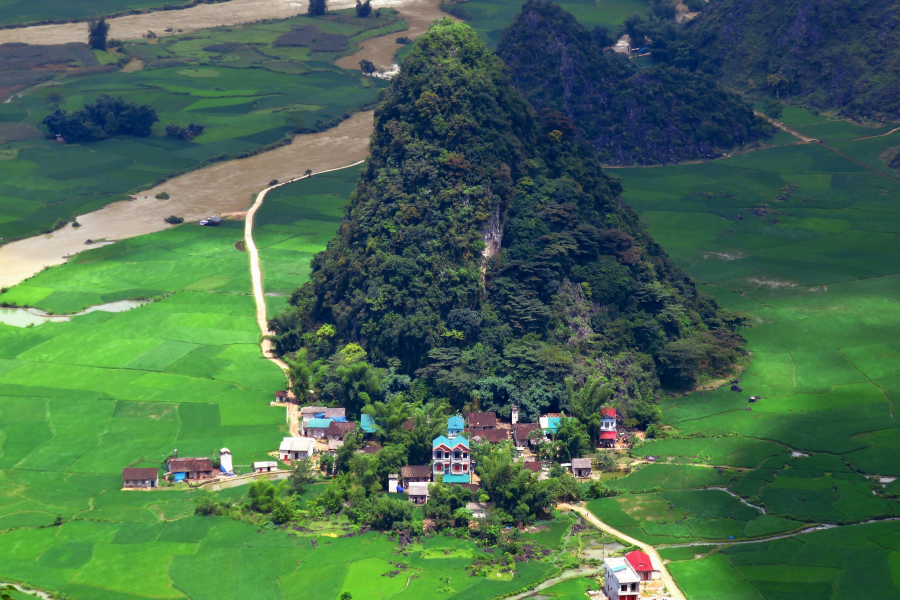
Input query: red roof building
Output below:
<box><xmin>599</xmin><ymin>431</ymin><xmax>617</xmax><ymax>440</ymax></box>
<box><xmin>625</xmin><ymin>550</ymin><xmax>657</xmax><ymax>581</ymax></box>
<box><xmin>601</xmin><ymin>407</ymin><xmax>616</xmax><ymax>419</ymax></box>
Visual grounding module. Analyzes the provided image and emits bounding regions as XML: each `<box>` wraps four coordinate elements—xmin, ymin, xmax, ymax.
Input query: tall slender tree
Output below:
<box><xmin>88</xmin><ymin>16</ymin><xmax>110</xmax><ymax>51</ymax></box>
<box><xmin>307</xmin><ymin>0</ymin><xmax>327</xmax><ymax>16</ymax></box>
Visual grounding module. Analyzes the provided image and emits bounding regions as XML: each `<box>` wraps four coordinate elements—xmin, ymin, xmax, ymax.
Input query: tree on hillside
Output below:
<box><xmin>307</xmin><ymin>0</ymin><xmax>327</xmax><ymax>16</ymax></box>
<box><xmin>88</xmin><ymin>16</ymin><xmax>110</xmax><ymax>50</ymax></box>
<box><xmin>359</xmin><ymin>59</ymin><xmax>376</xmax><ymax>74</ymax></box>
<box><xmin>288</xmin><ymin>457</ymin><xmax>316</xmax><ymax>495</ymax></box>
<box><xmin>356</xmin><ymin>0</ymin><xmax>372</xmax><ymax>17</ymax></box>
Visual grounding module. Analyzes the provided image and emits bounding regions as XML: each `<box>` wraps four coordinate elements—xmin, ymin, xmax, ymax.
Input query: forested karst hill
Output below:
<box><xmin>496</xmin><ymin>0</ymin><xmax>771</xmax><ymax>165</ymax></box>
<box><xmin>271</xmin><ymin>20</ymin><xmax>746</xmax><ymax>424</ymax></box>
<box><xmin>686</xmin><ymin>0</ymin><xmax>900</xmax><ymax>120</ymax></box>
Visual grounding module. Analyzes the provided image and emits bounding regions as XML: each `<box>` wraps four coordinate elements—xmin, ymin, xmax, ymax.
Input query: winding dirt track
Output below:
<box><xmin>245</xmin><ymin>160</ymin><xmax>365</xmax><ymax>435</ymax></box>
<box><xmin>558</xmin><ymin>502</ymin><xmax>687</xmax><ymax>600</ymax></box>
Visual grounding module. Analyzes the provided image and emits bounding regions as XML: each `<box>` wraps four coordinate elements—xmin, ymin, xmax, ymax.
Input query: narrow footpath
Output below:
<box><xmin>244</xmin><ymin>161</ymin><xmax>366</xmax><ymax>436</ymax></box>
<box><xmin>557</xmin><ymin>503</ymin><xmax>687</xmax><ymax>600</ymax></box>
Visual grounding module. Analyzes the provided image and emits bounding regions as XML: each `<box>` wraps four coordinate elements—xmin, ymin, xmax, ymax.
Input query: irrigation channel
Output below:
<box><xmin>0</xmin><ymin>0</ymin><xmax>451</xmax><ymax>289</ymax></box>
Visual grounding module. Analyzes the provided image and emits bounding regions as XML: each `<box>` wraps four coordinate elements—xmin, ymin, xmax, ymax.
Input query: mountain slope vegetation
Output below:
<box><xmin>685</xmin><ymin>0</ymin><xmax>900</xmax><ymax>121</ymax></box>
<box><xmin>496</xmin><ymin>0</ymin><xmax>771</xmax><ymax>166</ymax></box>
<box><xmin>270</xmin><ymin>20</ymin><xmax>746</xmax><ymax>425</ymax></box>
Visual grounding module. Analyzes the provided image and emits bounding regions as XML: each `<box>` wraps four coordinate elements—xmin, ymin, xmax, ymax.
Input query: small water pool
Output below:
<box><xmin>0</xmin><ymin>299</ymin><xmax>150</xmax><ymax>327</ymax></box>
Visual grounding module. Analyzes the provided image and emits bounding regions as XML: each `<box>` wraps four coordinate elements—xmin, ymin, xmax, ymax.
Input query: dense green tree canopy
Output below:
<box><xmin>496</xmin><ymin>0</ymin><xmax>771</xmax><ymax>166</ymax></box>
<box><xmin>271</xmin><ymin>20</ymin><xmax>744</xmax><ymax>429</ymax></box>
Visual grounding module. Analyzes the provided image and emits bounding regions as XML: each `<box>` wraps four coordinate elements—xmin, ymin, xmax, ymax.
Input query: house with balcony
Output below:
<box><xmin>603</xmin><ymin>557</ymin><xmax>640</xmax><ymax>600</ymax></box>
<box><xmin>599</xmin><ymin>407</ymin><xmax>617</xmax><ymax>447</ymax></box>
<box><xmin>432</xmin><ymin>435</ymin><xmax>470</xmax><ymax>483</ymax></box>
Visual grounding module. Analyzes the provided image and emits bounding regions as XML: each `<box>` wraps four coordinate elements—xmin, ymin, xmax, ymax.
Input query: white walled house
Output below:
<box><xmin>603</xmin><ymin>557</ymin><xmax>640</xmax><ymax>600</ymax></box>
<box><xmin>279</xmin><ymin>437</ymin><xmax>316</xmax><ymax>460</ymax></box>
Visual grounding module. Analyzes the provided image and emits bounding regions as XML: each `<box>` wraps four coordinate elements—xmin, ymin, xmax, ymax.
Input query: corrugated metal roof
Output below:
<box><xmin>305</xmin><ymin>418</ymin><xmax>332</xmax><ymax>429</ymax></box>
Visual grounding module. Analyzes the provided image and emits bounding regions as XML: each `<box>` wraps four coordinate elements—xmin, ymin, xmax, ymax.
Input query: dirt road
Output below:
<box><xmin>244</xmin><ymin>160</ymin><xmax>365</xmax><ymax>435</ymax></box>
<box><xmin>557</xmin><ymin>502</ymin><xmax>687</xmax><ymax>600</ymax></box>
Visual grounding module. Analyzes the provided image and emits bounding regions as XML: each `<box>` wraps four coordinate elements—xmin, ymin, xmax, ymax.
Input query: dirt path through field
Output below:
<box><xmin>558</xmin><ymin>503</ymin><xmax>687</xmax><ymax>600</ymax></box>
<box><xmin>245</xmin><ymin>160</ymin><xmax>365</xmax><ymax>433</ymax></box>
<box><xmin>0</xmin><ymin>112</ymin><xmax>373</xmax><ymax>288</ymax></box>
<box><xmin>0</xmin><ymin>0</ymin><xmax>412</xmax><ymax>44</ymax></box>
<box><xmin>334</xmin><ymin>0</ymin><xmax>454</xmax><ymax>71</ymax></box>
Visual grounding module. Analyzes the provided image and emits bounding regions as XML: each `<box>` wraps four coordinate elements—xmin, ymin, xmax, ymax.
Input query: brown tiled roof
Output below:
<box><xmin>571</xmin><ymin>458</ymin><xmax>592</xmax><ymax>469</ymax></box>
<box><xmin>122</xmin><ymin>468</ymin><xmax>158</xmax><ymax>480</ymax></box>
<box><xmin>403</xmin><ymin>419</ymin><xmax>416</xmax><ymax>431</ymax></box>
<box><xmin>449</xmin><ymin>482</ymin><xmax>480</xmax><ymax>493</ymax></box>
<box><xmin>544</xmin><ymin>413</ymin><xmax>561</xmax><ymax>418</ymax></box>
<box><xmin>358</xmin><ymin>444</ymin><xmax>381</xmax><ymax>454</ymax></box>
<box><xmin>467</xmin><ymin>412</ymin><xmax>497</xmax><ymax>428</ymax></box>
<box><xmin>401</xmin><ymin>465</ymin><xmax>432</xmax><ymax>479</ymax></box>
<box><xmin>522</xmin><ymin>461</ymin><xmax>543</xmax><ymax>473</ymax></box>
<box><xmin>168</xmin><ymin>458</ymin><xmax>214</xmax><ymax>472</ymax></box>
<box><xmin>275</xmin><ymin>391</ymin><xmax>287</xmax><ymax>398</ymax></box>
<box><xmin>512</xmin><ymin>423</ymin><xmax>542</xmax><ymax>440</ymax></box>
<box><xmin>327</xmin><ymin>420</ymin><xmax>357</xmax><ymax>435</ymax></box>
<box><xmin>468</xmin><ymin>428</ymin><xmax>509</xmax><ymax>443</ymax></box>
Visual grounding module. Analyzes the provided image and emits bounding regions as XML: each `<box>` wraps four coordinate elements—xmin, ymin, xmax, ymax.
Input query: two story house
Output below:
<box><xmin>599</xmin><ymin>407</ymin><xmax>617</xmax><ymax>447</ymax></box>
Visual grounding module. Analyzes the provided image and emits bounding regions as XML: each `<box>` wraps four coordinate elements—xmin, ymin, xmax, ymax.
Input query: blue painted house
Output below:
<box><xmin>447</xmin><ymin>415</ymin><xmax>465</xmax><ymax>438</ymax></box>
<box><xmin>432</xmin><ymin>434</ymin><xmax>470</xmax><ymax>483</ymax></box>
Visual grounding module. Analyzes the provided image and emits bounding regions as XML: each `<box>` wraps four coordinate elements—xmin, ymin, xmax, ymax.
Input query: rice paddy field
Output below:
<box><xmin>0</xmin><ymin>10</ymin><xmax>396</xmax><ymax>243</ymax></box>
<box><xmin>587</xmin><ymin>109</ymin><xmax>900</xmax><ymax>598</ymax></box>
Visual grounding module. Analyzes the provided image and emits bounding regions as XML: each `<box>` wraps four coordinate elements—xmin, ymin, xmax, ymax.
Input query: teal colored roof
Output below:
<box><xmin>306</xmin><ymin>418</ymin><xmax>332</xmax><ymax>429</ymax></box>
<box><xmin>447</xmin><ymin>416</ymin><xmax>464</xmax><ymax>431</ymax></box>
<box><xmin>433</xmin><ymin>435</ymin><xmax>469</xmax><ymax>449</ymax></box>
<box><xmin>543</xmin><ymin>418</ymin><xmax>561</xmax><ymax>434</ymax></box>
<box><xmin>360</xmin><ymin>414</ymin><xmax>376</xmax><ymax>433</ymax></box>
<box><xmin>443</xmin><ymin>474</ymin><xmax>471</xmax><ymax>483</ymax></box>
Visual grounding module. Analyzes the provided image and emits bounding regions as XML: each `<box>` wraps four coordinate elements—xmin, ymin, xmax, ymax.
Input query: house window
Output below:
<box><xmin>462</xmin><ymin>464</ymin><xmax>468</xmax><ymax>472</ymax></box>
<box><xmin>454</xmin><ymin>452</ymin><xmax>460</xmax><ymax>459</ymax></box>
<box><xmin>620</xmin><ymin>585</ymin><xmax>627</xmax><ymax>592</ymax></box>
<box><xmin>434</xmin><ymin>463</ymin><xmax>442</xmax><ymax>471</ymax></box>
<box><xmin>454</xmin><ymin>464</ymin><xmax>460</xmax><ymax>472</ymax></box>
<box><xmin>463</xmin><ymin>452</ymin><xmax>468</xmax><ymax>458</ymax></box>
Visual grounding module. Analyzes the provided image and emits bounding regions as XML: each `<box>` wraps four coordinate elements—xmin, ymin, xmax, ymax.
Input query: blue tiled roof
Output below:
<box><xmin>433</xmin><ymin>435</ymin><xmax>469</xmax><ymax>449</ymax></box>
<box><xmin>306</xmin><ymin>418</ymin><xmax>332</xmax><ymax>429</ymax></box>
<box><xmin>360</xmin><ymin>414</ymin><xmax>376</xmax><ymax>433</ymax></box>
<box><xmin>447</xmin><ymin>416</ymin><xmax>464</xmax><ymax>431</ymax></box>
<box><xmin>443</xmin><ymin>474</ymin><xmax>471</xmax><ymax>483</ymax></box>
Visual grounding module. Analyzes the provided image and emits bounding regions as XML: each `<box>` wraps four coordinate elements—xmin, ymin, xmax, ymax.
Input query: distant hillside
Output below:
<box><xmin>496</xmin><ymin>0</ymin><xmax>771</xmax><ymax>166</ymax></box>
<box><xmin>271</xmin><ymin>20</ymin><xmax>747</xmax><ymax>425</ymax></box>
<box><xmin>686</xmin><ymin>0</ymin><xmax>900</xmax><ymax>121</ymax></box>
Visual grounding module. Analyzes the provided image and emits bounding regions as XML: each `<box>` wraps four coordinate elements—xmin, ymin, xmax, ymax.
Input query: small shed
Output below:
<box><xmin>388</xmin><ymin>473</ymin><xmax>399</xmax><ymax>492</ymax></box>
<box><xmin>122</xmin><ymin>467</ymin><xmax>158</xmax><ymax>489</ymax></box>
<box><xmin>219</xmin><ymin>448</ymin><xmax>233</xmax><ymax>473</ymax></box>
<box><xmin>275</xmin><ymin>391</ymin><xmax>287</xmax><ymax>402</ymax></box>
<box><xmin>253</xmin><ymin>461</ymin><xmax>278</xmax><ymax>473</ymax></box>
<box><xmin>407</xmin><ymin>481</ymin><xmax>430</xmax><ymax>504</ymax></box>
<box><xmin>571</xmin><ymin>458</ymin><xmax>592</xmax><ymax>478</ymax></box>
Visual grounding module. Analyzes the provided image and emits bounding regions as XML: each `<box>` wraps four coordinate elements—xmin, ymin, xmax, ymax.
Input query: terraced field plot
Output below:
<box><xmin>0</xmin><ymin>10</ymin><xmax>397</xmax><ymax>242</ymax></box>
<box><xmin>590</xmin><ymin>111</ymin><xmax>900</xmax><ymax>598</ymax></box>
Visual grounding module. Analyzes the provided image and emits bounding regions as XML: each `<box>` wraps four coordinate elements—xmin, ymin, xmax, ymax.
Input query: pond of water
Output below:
<box><xmin>0</xmin><ymin>299</ymin><xmax>149</xmax><ymax>327</ymax></box>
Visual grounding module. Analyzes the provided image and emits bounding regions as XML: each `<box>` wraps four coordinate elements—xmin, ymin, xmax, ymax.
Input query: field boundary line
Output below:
<box><xmin>244</xmin><ymin>160</ymin><xmax>366</xmax><ymax>436</ymax></box>
<box><xmin>557</xmin><ymin>502</ymin><xmax>687</xmax><ymax>600</ymax></box>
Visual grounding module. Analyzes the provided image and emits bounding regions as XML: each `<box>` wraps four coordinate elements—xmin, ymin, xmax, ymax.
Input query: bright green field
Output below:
<box><xmin>0</xmin><ymin>11</ymin><xmax>396</xmax><ymax>243</ymax></box>
<box><xmin>596</xmin><ymin>117</ymin><xmax>900</xmax><ymax>596</ymax></box>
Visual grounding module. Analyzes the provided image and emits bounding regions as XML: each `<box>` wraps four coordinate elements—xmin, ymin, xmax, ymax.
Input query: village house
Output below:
<box><xmin>465</xmin><ymin>502</ymin><xmax>494</xmax><ymax>519</ymax></box>
<box><xmin>122</xmin><ymin>467</ymin><xmax>158</xmax><ymax>489</ymax></box>
<box><xmin>571</xmin><ymin>458</ymin><xmax>592</xmax><ymax>478</ymax></box>
<box><xmin>407</xmin><ymin>481</ymin><xmax>430</xmax><ymax>504</ymax></box>
<box><xmin>625</xmin><ymin>550</ymin><xmax>660</xmax><ymax>581</ymax></box>
<box><xmin>279</xmin><ymin>436</ymin><xmax>316</xmax><ymax>460</ymax></box>
<box><xmin>360</xmin><ymin>414</ymin><xmax>377</xmax><ymax>434</ymax></box>
<box><xmin>513</xmin><ymin>422</ymin><xmax>543</xmax><ymax>449</ymax></box>
<box><xmin>326</xmin><ymin>420</ymin><xmax>357</xmax><ymax>447</ymax></box>
<box><xmin>466</xmin><ymin>411</ymin><xmax>497</xmax><ymax>430</ymax></box>
<box><xmin>304</xmin><ymin>418</ymin><xmax>332</xmax><ymax>438</ymax></box>
<box><xmin>540</xmin><ymin>413</ymin><xmax>562</xmax><ymax>435</ymax></box>
<box><xmin>603</xmin><ymin>557</ymin><xmax>641</xmax><ymax>600</ymax></box>
<box><xmin>401</xmin><ymin>464</ymin><xmax>432</xmax><ymax>489</ymax></box>
<box><xmin>466</xmin><ymin>428</ymin><xmax>510</xmax><ymax>444</ymax></box>
<box><xmin>323</xmin><ymin>407</ymin><xmax>346</xmax><ymax>419</ymax></box>
<box><xmin>275</xmin><ymin>390</ymin><xmax>287</xmax><ymax>402</ymax></box>
<box><xmin>599</xmin><ymin>407</ymin><xmax>617</xmax><ymax>447</ymax></box>
<box><xmin>253</xmin><ymin>461</ymin><xmax>278</xmax><ymax>473</ymax></box>
<box><xmin>522</xmin><ymin>459</ymin><xmax>548</xmax><ymax>480</ymax></box>
<box><xmin>447</xmin><ymin>415</ymin><xmax>464</xmax><ymax>439</ymax></box>
<box><xmin>300</xmin><ymin>406</ymin><xmax>328</xmax><ymax>423</ymax></box>
<box><xmin>432</xmin><ymin>435</ymin><xmax>471</xmax><ymax>483</ymax></box>
<box><xmin>167</xmin><ymin>457</ymin><xmax>215</xmax><ymax>481</ymax></box>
